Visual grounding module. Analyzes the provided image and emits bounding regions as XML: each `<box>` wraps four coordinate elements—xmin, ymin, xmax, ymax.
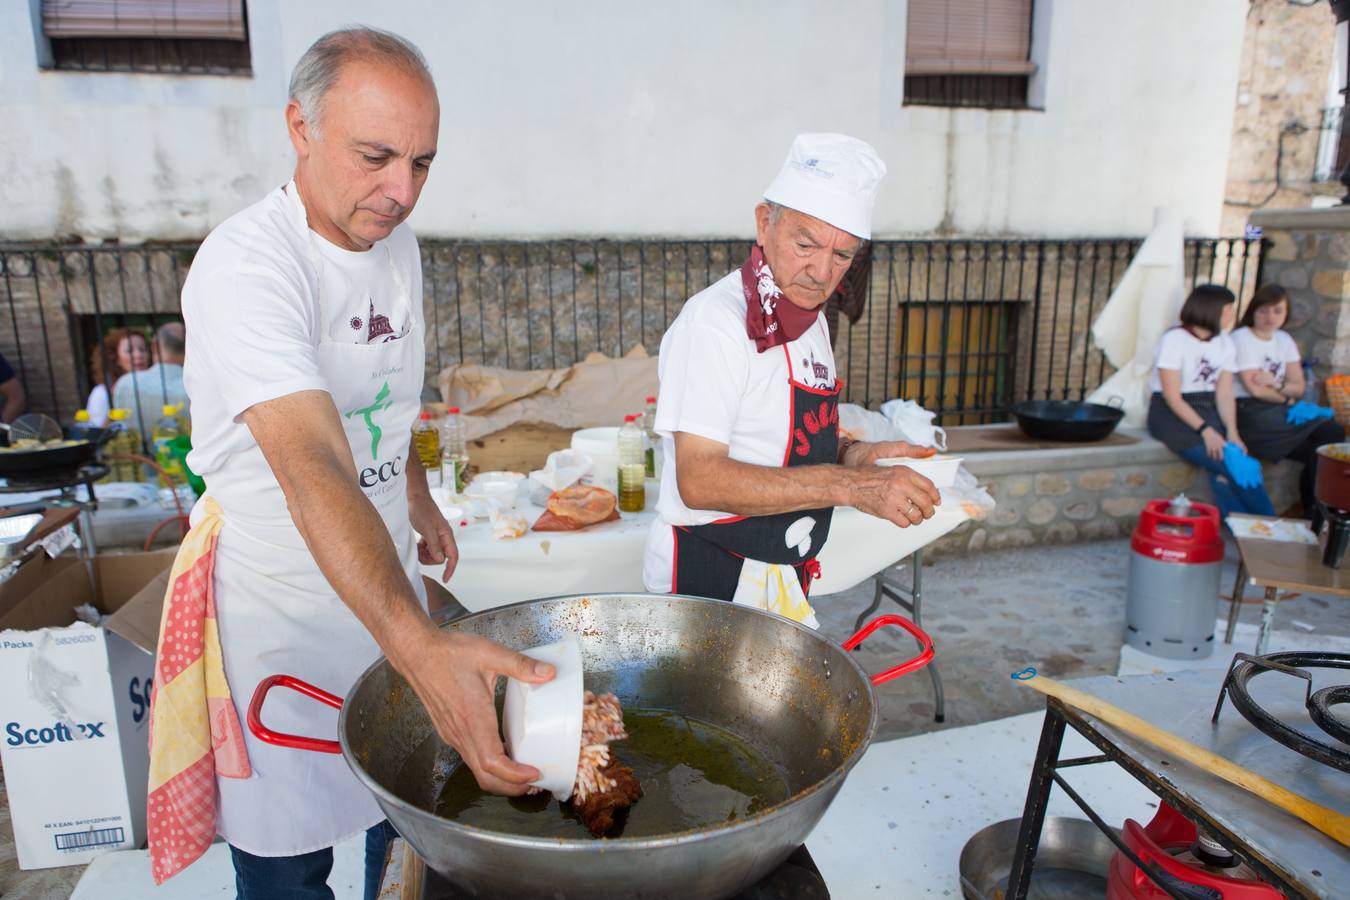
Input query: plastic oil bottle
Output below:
<box><xmin>173</xmin><ymin>403</ymin><xmax>192</xmax><ymax>437</ymax></box>
<box><xmin>103</xmin><ymin>408</ymin><xmax>143</xmax><ymax>483</ymax></box>
<box><xmin>151</xmin><ymin>405</ymin><xmax>185</xmax><ymax>486</ymax></box>
<box><xmin>440</xmin><ymin>406</ymin><xmax>470</xmax><ymax>492</ymax></box>
<box><xmin>413</xmin><ymin>412</ymin><xmax>442</xmax><ymax>486</ymax></box>
<box><xmin>618</xmin><ymin>414</ymin><xmax>645</xmax><ymax>512</ymax></box>
<box><xmin>642</xmin><ymin>395</ymin><xmax>658</xmax><ymax>478</ymax></box>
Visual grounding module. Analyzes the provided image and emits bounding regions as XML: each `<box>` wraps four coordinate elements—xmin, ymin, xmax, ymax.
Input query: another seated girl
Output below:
<box><xmin>1232</xmin><ymin>283</ymin><xmax>1344</xmax><ymax>517</ymax></box>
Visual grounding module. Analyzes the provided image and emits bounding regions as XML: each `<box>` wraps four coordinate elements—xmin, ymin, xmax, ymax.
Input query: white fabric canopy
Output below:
<box><xmin>421</xmin><ymin>488</ymin><xmax>971</xmax><ymax>612</ymax></box>
<box><xmin>1087</xmin><ymin>207</ymin><xmax>1185</xmax><ymax>428</ymax></box>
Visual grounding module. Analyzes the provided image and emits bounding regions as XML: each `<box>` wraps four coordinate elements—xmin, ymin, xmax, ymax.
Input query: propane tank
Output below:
<box><xmin>1165</xmin><ymin>493</ymin><xmax>1197</xmax><ymax>517</ymax></box>
<box><xmin>1107</xmin><ymin>802</ymin><xmax>1282</xmax><ymax>899</ymax></box>
<box><xmin>1123</xmin><ymin>495</ymin><xmax>1224</xmax><ymax>659</ymax></box>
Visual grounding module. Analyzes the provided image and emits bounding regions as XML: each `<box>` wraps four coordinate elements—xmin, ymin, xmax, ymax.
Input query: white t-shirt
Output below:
<box><xmin>182</xmin><ymin>184</ymin><xmax>422</xmax><ymax>495</ymax></box>
<box><xmin>642</xmin><ymin>271</ymin><xmax>837</xmax><ymax>592</ymax></box>
<box><xmin>1148</xmin><ymin>327</ymin><xmax>1236</xmax><ymax>394</ymax></box>
<box><xmin>1229</xmin><ymin>326</ymin><xmax>1301</xmax><ymax>399</ymax></box>
<box><xmin>85</xmin><ymin>383</ymin><xmax>111</xmax><ymax>427</ymax></box>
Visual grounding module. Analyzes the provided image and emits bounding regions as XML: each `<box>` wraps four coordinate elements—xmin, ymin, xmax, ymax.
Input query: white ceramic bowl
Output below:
<box><xmin>466</xmin><ymin>472</ymin><xmax>524</xmax><ymax>509</ymax></box>
<box><xmin>502</xmin><ymin>635</ymin><xmax>583</xmax><ymax>801</ymax></box>
<box><xmin>876</xmin><ymin>454</ymin><xmax>963</xmax><ymax>488</ymax></box>
<box><xmin>475</xmin><ymin>470</ymin><xmax>526</xmax><ymax>485</ymax></box>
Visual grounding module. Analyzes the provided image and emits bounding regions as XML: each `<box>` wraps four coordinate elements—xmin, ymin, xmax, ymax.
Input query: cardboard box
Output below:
<box><xmin>0</xmin><ymin>549</ymin><xmax>175</xmax><ymax>869</ymax></box>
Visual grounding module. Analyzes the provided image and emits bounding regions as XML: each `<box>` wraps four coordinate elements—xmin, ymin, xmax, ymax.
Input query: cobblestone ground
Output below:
<box><xmin>815</xmin><ymin>538</ymin><xmax>1350</xmax><ymax>741</ymax></box>
<box><xmin>7</xmin><ymin>538</ymin><xmax>1350</xmax><ymax>897</ymax></box>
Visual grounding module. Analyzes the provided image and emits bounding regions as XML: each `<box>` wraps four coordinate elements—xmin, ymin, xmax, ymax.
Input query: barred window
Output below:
<box><xmin>904</xmin><ymin>0</ymin><xmax>1035</xmax><ymax>110</ymax></box>
<box><xmin>40</xmin><ymin>0</ymin><xmax>250</xmax><ymax>75</ymax></box>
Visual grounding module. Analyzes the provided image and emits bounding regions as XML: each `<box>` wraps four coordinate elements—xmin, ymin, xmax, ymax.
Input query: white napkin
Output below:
<box><xmin>528</xmin><ymin>449</ymin><xmax>594</xmax><ymax>505</ymax></box>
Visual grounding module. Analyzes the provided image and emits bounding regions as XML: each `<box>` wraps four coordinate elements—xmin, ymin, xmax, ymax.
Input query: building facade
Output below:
<box><xmin>3</xmin><ymin>0</ymin><xmax>1247</xmax><ymax>242</ymax></box>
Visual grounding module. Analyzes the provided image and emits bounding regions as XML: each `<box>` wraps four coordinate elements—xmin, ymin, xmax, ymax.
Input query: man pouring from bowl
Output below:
<box><xmin>146</xmin><ymin>28</ymin><xmax>553</xmax><ymax>898</ymax></box>
<box><xmin>643</xmin><ymin>133</ymin><xmax>940</xmax><ymax>626</ymax></box>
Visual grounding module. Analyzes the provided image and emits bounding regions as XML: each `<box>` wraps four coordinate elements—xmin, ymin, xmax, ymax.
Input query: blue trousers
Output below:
<box><xmin>230</xmin><ymin>820</ymin><xmax>399</xmax><ymax>900</ymax></box>
<box><xmin>1178</xmin><ymin>444</ymin><xmax>1275</xmax><ymax>520</ymax></box>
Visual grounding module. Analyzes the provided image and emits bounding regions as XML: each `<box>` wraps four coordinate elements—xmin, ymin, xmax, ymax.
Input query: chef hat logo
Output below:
<box><xmin>791</xmin><ymin>157</ymin><xmax>833</xmax><ymax>180</ymax></box>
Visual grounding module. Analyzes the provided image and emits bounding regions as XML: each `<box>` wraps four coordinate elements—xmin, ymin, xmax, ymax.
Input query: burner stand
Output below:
<box><xmin>1213</xmin><ymin>651</ymin><xmax>1350</xmax><ymax>773</ymax></box>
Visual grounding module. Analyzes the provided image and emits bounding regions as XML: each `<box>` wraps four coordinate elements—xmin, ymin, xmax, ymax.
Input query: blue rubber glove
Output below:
<box><xmin>1223</xmin><ymin>443</ymin><xmax>1265</xmax><ymax>489</ymax></box>
<box><xmin>1287</xmin><ymin>401</ymin><xmax>1335</xmax><ymax>426</ymax></box>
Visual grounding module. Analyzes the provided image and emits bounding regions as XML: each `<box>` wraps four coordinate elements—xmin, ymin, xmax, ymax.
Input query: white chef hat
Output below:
<box><xmin>763</xmin><ymin>133</ymin><xmax>887</xmax><ymax>240</ymax></box>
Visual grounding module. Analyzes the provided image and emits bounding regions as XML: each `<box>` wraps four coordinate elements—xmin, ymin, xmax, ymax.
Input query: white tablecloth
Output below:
<box><xmin>421</xmin><ymin>484</ymin><xmax>971</xmax><ymax>612</ymax></box>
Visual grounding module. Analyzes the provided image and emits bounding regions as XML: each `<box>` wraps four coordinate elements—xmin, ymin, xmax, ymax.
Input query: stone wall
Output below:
<box><xmin>1220</xmin><ymin>0</ymin><xmax>1339</xmax><ymax>236</ymax></box>
<box><xmin>1251</xmin><ymin>206</ymin><xmax>1350</xmax><ymax>382</ymax></box>
<box><xmin>927</xmin><ymin>427</ymin><xmax>1302</xmax><ymax>558</ymax></box>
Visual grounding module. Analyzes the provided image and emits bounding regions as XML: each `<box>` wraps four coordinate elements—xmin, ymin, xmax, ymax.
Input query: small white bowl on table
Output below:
<box><xmin>464</xmin><ymin>471</ymin><xmax>526</xmax><ymax>510</ymax></box>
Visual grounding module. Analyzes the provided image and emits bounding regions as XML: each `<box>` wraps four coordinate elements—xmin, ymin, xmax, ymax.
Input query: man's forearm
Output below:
<box><xmin>677</xmin><ymin>454</ymin><xmax>851</xmax><ymax>516</ymax></box>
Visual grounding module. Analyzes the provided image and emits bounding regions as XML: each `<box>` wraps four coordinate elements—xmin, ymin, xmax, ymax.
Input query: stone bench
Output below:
<box><xmin>930</xmin><ymin>426</ymin><xmax>1302</xmax><ymax>557</ymax></box>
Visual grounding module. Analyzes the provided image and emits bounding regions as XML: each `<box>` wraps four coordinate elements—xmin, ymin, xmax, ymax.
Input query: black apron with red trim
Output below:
<box><xmin>672</xmin><ymin>345</ymin><xmax>840</xmax><ymax>601</ymax></box>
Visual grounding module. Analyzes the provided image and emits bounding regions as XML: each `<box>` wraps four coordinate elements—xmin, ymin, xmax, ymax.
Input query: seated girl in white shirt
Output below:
<box><xmin>1146</xmin><ymin>284</ymin><xmax>1274</xmax><ymax>519</ymax></box>
<box><xmin>1232</xmin><ymin>283</ymin><xmax>1344</xmax><ymax>516</ymax></box>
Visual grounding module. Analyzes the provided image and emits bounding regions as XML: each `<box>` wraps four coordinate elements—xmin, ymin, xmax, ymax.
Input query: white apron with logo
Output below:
<box><xmin>206</xmin><ymin>184</ymin><xmax>426</xmax><ymax>856</ymax></box>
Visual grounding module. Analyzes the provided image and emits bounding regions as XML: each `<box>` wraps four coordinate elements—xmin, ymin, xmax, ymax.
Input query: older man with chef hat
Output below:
<box><xmin>146</xmin><ymin>27</ymin><xmax>554</xmax><ymax>899</ymax></box>
<box><xmin>643</xmin><ymin>133</ymin><xmax>940</xmax><ymax>625</ymax></box>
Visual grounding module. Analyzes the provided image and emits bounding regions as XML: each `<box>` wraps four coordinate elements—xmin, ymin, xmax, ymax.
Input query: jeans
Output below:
<box><xmin>231</xmin><ymin>820</ymin><xmax>400</xmax><ymax>900</ymax></box>
<box><xmin>1178</xmin><ymin>444</ymin><xmax>1275</xmax><ymax>520</ymax></box>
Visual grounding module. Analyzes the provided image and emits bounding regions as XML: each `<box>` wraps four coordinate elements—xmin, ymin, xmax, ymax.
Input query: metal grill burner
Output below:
<box><xmin>1212</xmin><ymin>651</ymin><xmax>1350</xmax><ymax>773</ymax></box>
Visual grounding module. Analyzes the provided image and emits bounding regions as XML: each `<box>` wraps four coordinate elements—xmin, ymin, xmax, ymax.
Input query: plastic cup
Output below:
<box><xmin>502</xmin><ymin>635</ymin><xmax>583</xmax><ymax>801</ymax></box>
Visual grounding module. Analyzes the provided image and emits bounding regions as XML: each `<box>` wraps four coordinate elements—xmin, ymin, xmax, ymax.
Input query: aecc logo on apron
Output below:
<box><xmin>344</xmin><ymin>380</ymin><xmax>404</xmax><ymax>490</ymax></box>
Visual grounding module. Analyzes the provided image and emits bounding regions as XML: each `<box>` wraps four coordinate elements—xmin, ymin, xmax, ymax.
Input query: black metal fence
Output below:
<box><xmin>0</xmin><ymin>235</ymin><xmax>1262</xmax><ymax>427</ymax></box>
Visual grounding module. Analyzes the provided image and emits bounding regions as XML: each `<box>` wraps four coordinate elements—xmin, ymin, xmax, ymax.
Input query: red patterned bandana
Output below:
<box><xmin>741</xmin><ymin>245</ymin><xmax>822</xmax><ymax>353</ymax></box>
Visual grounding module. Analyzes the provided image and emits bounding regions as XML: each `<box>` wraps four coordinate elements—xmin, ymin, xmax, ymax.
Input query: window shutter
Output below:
<box><xmin>42</xmin><ymin>0</ymin><xmax>247</xmax><ymax>41</ymax></box>
<box><xmin>906</xmin><ymin>0</ymin><xmax>1035</xmax><ymax>76</ymax></box>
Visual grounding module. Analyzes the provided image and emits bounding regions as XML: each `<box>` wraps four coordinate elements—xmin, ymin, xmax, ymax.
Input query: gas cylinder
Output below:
<box><xmin>1123</xmin><ymin>494</ymin><xmax>1223</xmax><ymax>659</ymax></box>
<box><xmin>1107</xmin><ymin>802</ymin><xmax>1282</xmax><ymax>899</ymax></box>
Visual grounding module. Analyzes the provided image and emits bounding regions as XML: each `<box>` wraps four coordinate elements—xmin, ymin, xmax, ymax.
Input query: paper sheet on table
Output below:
<box><xmin>437</xmin><ymin>347</ymin><xmax>659</xmax><ymax>440</ymax></box>
<box><xmin>1086</xmin><ymin>207</ymin><xmax>1185</xmax><ymax>429</ymax></box>
<box><xmin>1226</xmin><ymin>516</ymin><xmax>1318</xmax><ymax>544</ymax></box>
<box><xmin>838</xmin><ymin>401</ymin><xmax>946</xmax><ymax>450</ymax></box>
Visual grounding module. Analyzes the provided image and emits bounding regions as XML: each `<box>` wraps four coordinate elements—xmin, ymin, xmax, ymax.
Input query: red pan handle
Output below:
<box><xmin>247</xmin><ymin>674</ymin><xmax>344</xmax><ymax>754</ymax></box>
<box><xmin>842</xmin><ymin>614</ymin><xmax>935</xmax><ymax>686</ymax></box>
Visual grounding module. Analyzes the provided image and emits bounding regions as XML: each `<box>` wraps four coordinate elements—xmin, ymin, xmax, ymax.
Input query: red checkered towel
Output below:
<box><xmin>146</xmin><ymin>498</ymin><xmax>250</xmax><ymax>883</ymax></box>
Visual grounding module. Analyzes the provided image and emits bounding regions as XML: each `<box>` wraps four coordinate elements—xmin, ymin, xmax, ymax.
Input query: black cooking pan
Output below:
<box><xmin>0</xmin><ymin>427</ymin><xmax>103</xmax><ymax>477</ymax></box>
<box><xmin>1012</xmin><ymin>397</ymin><xmax>1124</xmax><ymax>442</ymax></box>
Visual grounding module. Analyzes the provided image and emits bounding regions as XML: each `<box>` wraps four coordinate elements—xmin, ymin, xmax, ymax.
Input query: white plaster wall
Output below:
<box><xmin>0</xmin><ymin>0</ymin><xmax>1248</xmax><ymax>241</ymax></box>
